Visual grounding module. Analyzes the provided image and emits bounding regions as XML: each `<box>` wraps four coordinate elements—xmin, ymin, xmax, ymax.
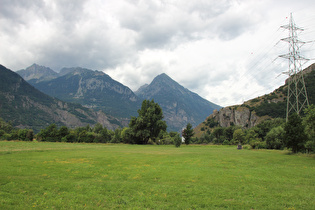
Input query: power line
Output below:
<box><xmin>217</xmin><ymin>12</ymin><xmax>314</xmax><ymax>106</ymax></box>
<box><xmin>279</xmin><ymin>13</ymin><xmax>310</xmax><ymax>121</ymax></box>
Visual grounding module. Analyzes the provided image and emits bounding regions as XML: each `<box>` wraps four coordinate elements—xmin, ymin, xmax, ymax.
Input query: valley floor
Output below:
<box><xmin>0</xmin><ymin>141</ymin><xmax>314</xmax><ymax>209</ymax></box>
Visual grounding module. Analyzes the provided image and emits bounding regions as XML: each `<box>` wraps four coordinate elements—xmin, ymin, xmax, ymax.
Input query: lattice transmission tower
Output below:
<box><xmin>279</xmin><ymin>13</ymin><xmax>309</xmax><ymax>121</ymax></box>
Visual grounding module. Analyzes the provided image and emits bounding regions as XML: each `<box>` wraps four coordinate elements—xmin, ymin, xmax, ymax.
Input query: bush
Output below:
<box><xmin>256</xmin><ymin>141</ymin><xmax>267</xmax><ymax>149</ymax></box>
<box><xmin>265</xmin><ymin>126</ymin><xmax>285</xmax><ymax>149</ymax></box>
<box><xmin>147</xmin><ymin>138</ymin><xmax>155</xmax><ymax>145</ymax></box>
<box><xmin>249</xmin><ymin>138</ymin><xmax>265</xmax><ymax>149</ymax></box>
<box><xmin>1</xmin><ymin>133</ymin><xmax>11</xmax><ymax>140</ymax></box>
<box><xmin>61</xmin><ymin>136</ymin><xmax>68</xmax><ymax>142</ymax></box>
<box><xmin>18</xmin><ymin>129</ymin><xmax>33</xmax><ymax>141</ymax></box>
<box><xmin>243</xmin><ymin>145</ymin><xmax>251</xmax><ymax>150</ymax></box>
<box><xmin>65</xmin><ymin>133</ymin><xmax>76</xmax><ymax>142</ymax></box>
<box><xmin>222</xmin><ymin>139</ymin><xmax>230</xmax><ymax>145</ymax></box>
<box><xmin>284</xmin><ymin>113</ymin><xmax>307</xmax><ymax>153</ymax></box>
<box><xmin>174</xmin><ymin>134</ymin><xmax>182</xmax><ymax>147</ymax></box>
<box><xmin>26</xmin><ymin>130</ymin><xmax>34</xmax><ymax>141</ymax></box>
<box><xmin>233</xmin><ymin>129</ymin><xmax>245</xmax><ymax>144</ymax></box>
<box><xmin>245</xmin><ymin>129</ymin><xmax>258</xmax><ymax>144</ymax></box>
<box><xmin>305</xmin><ymin>140</ymin><xmax>315</xmax><ymax>153</ymax></box>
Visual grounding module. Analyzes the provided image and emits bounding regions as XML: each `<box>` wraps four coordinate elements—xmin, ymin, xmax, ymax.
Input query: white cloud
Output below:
<box><xmin>0</xmin><ymin>0</ymin><xmax>314</xmax><ymax>107</ymax></box>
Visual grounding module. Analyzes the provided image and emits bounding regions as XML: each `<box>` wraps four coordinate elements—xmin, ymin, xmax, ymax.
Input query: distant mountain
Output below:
<box><xmin>16</xmin><ymin>64</ymin><xmax>221</xmax><ymax>131</ymax></box>
<box><xmin>16</xmin><ymin>63</ymin><xmax>58</xmax><ymax>84</ymax></box>
<box><xmin>58</xmin><ymin>67</ymin><xmax>80</xmax><ymax>76</ymax></box>
<box><xmin>0</xmin><ymin>65</ymin><xmax>121</xmax><ymax>132</ymax></box>
<box><xmin>194</xmin><ymin>63</ymin><xmax>315</xmax><ymax>137</ymax></box>
<box><xmin>134</xmin><ymin>84</ymin><xmax>149</xmax><ymax>95</ymax></box>
<box><xmin>30</xmin><ymin>67</ymin><xmax>141</xmax><ymax>120</ymax></box>
<box><xmin>135</xmin><ymin>73</ymin><xmax>221</xmax><ymax>132</ymax></box>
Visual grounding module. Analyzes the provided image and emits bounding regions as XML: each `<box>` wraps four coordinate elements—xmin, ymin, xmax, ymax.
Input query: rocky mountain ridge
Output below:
<box><xmin>18</xmin><ymin>65</ymin><xmax>141</xmax><ymax>122</ymax></box>
<box><xmin>0</xmin><ymin>65</ymin><xmax>121</xmax><ymax>132</ymax></box>
<box><xmin>17</xmin><ymin>64</ymin><xmax>221</xmax><ymax>132</ymax></box>
<box><xmin>17</xmin><ymin>63</ymin><xmax>59</xmax><ymax>84</ymax></box>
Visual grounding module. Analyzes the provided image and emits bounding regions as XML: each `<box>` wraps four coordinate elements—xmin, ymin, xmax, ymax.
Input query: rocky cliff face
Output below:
<box><xmin>194</xmin><ymin>106</ymin><xmax>267</xmax><ymax>137</ymax></box>
<box><xmin>211</xmin><ymin>106</ymin><xmax>264</xmax><ymax>128</ymax></box>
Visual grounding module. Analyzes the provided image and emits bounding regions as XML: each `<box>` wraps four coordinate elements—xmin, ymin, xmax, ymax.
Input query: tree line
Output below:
<box><xmin>1</xmin><ymin>100</ymin><xmax>314</xmax><ymax>153</ymax></box>
<box><xmin>0</xmin><ymin>100</ymin><xmax>186</xmax><ymax>147</ymax></box>
<box><xmin>195</xmin><ymin>105</ymin><xmax>315</xmax><ymax>153</ymax></box>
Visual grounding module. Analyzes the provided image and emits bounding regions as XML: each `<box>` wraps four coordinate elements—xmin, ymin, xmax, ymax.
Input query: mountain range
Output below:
<box><xmin>13</xmin><ymin>64</ymin><xmax>220</xmax><ymax>132</ymax></box>
<box><xmin>0</xmin><ymin>65</ymin><xmax>121</xmax><ymax>132</ymax></box>
<box><xmin>4</xmin><ymin>62</ymin><xmax>314</xmax><ymax>135</ymax></box>
<box><xmin>26</xmin><ymin>66</ymin><xmax>141</xmax><ymax>121</ymax></box>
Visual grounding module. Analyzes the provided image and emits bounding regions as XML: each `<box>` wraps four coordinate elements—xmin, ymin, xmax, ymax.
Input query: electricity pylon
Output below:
<box><xmin>279</xmin><ymin>13</ymin><xmax>309</xmax><ymax>121</ymax></box>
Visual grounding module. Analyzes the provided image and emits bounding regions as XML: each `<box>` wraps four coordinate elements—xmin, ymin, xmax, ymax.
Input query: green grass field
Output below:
<box><xmin>0</xmin><ymin>141</ymin><xmax>314</xmax><ymax>209</ymax></box>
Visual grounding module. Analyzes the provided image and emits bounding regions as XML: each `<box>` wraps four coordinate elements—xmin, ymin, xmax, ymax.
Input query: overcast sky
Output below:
<box><xmin>1</xmin><ymin>0</ymin><xmax>315</xmax><ymax>107</ymax></box>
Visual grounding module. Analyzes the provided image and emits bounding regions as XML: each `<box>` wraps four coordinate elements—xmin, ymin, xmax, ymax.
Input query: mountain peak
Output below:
<box><xmin>150</xmin><ymin>73</ymin><xmax>181</xmax><ymax>91</ymax></box>
<box><xmin>136</xmin><ymin>73</ymin><xmax>221</xmax><ymax>131</ymax></box>
<box><xmin>157</xmin><ymin>72</ymin><xmax>168</xmax><ymax>77</ymax></box>
<box><xmin>16</xmin><ymin>64</ymin><xmax>58</xmax><ymax>83</ymax></box>
<box><xmin>26</xmin><ymin>63</ymin><xmax>55</xmax><ymax>71</ymax></box>
<box><xmin>29</xmin><ymin>63</ymin><xmax>45</xmax><ymax>69</ymax></box>
<box><xmin>154</xmin><ymin>73</ymin><xmax>172</xmax><ymax>81</ymax></box>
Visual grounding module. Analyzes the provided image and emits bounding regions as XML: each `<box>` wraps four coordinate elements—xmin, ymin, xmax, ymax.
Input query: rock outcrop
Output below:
<box><xmin>209</xmin><ymin>106</ymin><xmax>265</xmax><ymax>129</ymax></box>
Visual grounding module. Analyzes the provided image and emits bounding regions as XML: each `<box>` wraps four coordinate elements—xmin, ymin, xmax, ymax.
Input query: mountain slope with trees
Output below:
<box><xmin>0</xmin><ymin>65</ymin><xmax>121</xmax><ymax>132</ymax></box>
<box><xmin>194</xmin><ymin>63</ymin><xmax>315</xmax><ymax>139</ymax></box>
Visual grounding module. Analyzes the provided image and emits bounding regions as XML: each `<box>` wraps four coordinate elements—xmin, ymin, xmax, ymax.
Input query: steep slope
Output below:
<box><xmin>32</xmin><ymin>67</ymin><xmax>141</xmax><ymax>120</ymax></box>
<box><xmin>136</xmin><ymin>73</ymin><xmax>221</xmax><ymax>132</ymax></box>
<box><xmin>134</xmin><ymin>84</ymin><xmax>149</xmax><ymax>95</ymax></box>
<box><xmin>194</xmin><ymin>63</ymin><xmax>315</xmax><ymax>137</ymax></box>
<box><xmin>16</xmin><ymin>63</ymin><xmax>58</xmax><ymax>84</ymax></box>
<box><xmin>0</xmin><ymin>65</ymin><xmax>121</xmax><ymax>132</ymax></box>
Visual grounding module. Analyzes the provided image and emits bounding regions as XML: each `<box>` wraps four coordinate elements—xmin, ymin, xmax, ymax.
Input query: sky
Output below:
<box><xmin>1</xmin><ymin>0</ymin><xmax>315</xmax><ymax>107</ymax></box>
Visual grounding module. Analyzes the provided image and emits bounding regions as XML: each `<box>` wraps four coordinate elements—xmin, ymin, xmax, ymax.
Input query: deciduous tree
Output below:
<box><xmin>303</xmin><ymin>105</ymin><xmax>315</xmax><ymax>153</ymax></box>
<box><xmin>129</xmin><ymin>100</ymin><xmax>167</xmax><ymax>144</ymax></box>
<box><xmin>284</xmin><ymin>113</ymin><xmax>307</xmax><ymax>153</ymax></box>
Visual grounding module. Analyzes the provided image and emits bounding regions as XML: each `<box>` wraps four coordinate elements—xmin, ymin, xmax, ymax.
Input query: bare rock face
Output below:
<box><xmin>235</xmin><ymin>107</ymin><xmax>251</xmax><ymax>127</ymax></box>
<box><xmin>211</xmin><ymin>106</ymin><xmax>261</xmax><ymax>128</ymax></box>
<box><xmin>218</xmin><ymin>107</ymin><xmax>234</xmax><ymax>127</ymax></box>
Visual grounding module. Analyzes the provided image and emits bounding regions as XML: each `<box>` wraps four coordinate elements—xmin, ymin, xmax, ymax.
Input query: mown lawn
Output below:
<box><xmin>0</xmin><ymin>141</ymin><xmax>314</xmax><ymax>209</ymax></box>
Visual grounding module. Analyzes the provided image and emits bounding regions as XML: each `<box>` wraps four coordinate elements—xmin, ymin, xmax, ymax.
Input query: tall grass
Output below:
<box><xmin>0</xmin><ymin>141</ymin><xmax>314</xmax><ymax>209</ymax></box>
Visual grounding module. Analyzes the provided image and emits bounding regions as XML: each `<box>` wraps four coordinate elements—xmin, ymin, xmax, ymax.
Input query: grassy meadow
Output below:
<box><xmin>0</xmin><ymin>141</ymin><xmax>314</xmax><ymax>209</ymax></box>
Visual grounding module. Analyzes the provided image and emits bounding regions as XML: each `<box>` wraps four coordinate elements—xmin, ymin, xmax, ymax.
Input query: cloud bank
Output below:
<box><xmin>1</xmin><ymin>0</ymin><xmax>315</xmax><ymax>106</ymax></box>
